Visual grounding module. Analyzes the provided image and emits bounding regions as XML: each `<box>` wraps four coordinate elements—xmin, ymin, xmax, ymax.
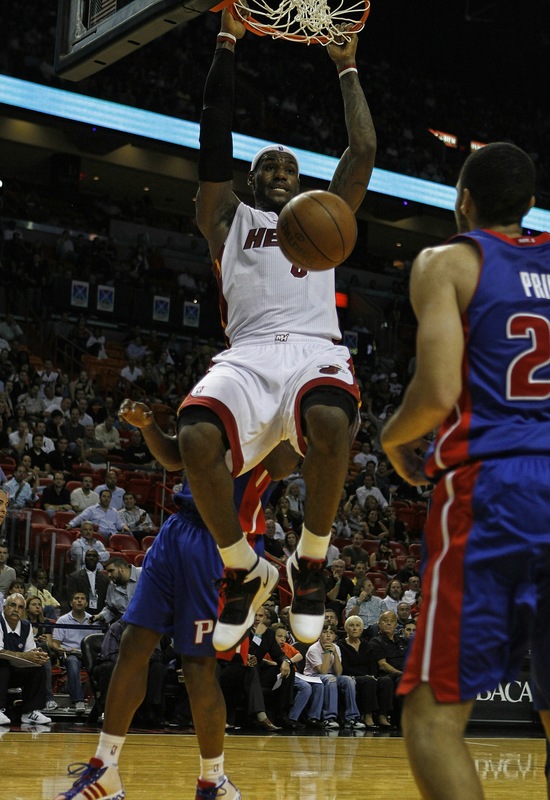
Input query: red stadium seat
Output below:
<box><xmin>408</xmin><ymin>543</ymin><xmax>422</xmax><ymax>560</ymax></box>
<box><xmin>109</xmin><ymin>533</ymin><xmax>141</xmax><ymax>552</ymax></box>
<box><xmin>140</xmin><ymin>535</ymin><xmax>157</xmax><ymax>551</ymax></box>
<box><xmin>52</xmin><ymin>511</ymin><xmax>76</xmax><ymax>528</ymax></box>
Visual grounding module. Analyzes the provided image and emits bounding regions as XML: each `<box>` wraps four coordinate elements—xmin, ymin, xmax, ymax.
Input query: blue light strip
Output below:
<box><xmin>1</xmin><ymin>74</ymin><xmax>549</xmax><ymax>231</ymax></box>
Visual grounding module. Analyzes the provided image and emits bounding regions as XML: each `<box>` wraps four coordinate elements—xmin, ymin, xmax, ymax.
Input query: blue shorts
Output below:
<box><xmin>124</xmin><ymin>508</ymin><xmax>265</xmax><ymax>658</ymax></box>
<box><xmin>400</xmin><ymin>456</ymin><xmax>550</xmax><ymax>708</ymax></box>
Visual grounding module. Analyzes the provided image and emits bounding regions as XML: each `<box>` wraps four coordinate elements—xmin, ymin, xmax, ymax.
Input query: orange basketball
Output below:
<box><xmin>276</xmin><ymin>190</ymin><xmax>357</xmax><ymax>271</ymax></box>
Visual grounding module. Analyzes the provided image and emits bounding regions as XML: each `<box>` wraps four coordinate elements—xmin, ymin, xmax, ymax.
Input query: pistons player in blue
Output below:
<box><xmin>53</xmin><ymin>400</ymin><xmax>298</xmax><ymax>800</ymax></box>
<box><xmin>382</xmin><ymin>142</ymin><xmax>550</xmax><ymax>800</ymax></box>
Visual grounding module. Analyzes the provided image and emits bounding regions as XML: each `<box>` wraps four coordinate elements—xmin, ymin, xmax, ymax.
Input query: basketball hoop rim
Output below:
<box><xmin>212</xmin><ymin>0</ymin><xmax>371</xmax><ymax>45</ymax></box>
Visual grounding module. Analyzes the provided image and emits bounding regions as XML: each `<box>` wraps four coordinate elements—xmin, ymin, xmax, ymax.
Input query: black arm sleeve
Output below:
<box><xmin>198</xmin><ymin>47</ymin><xmax>235</xmax><ymax>182</ymax></box>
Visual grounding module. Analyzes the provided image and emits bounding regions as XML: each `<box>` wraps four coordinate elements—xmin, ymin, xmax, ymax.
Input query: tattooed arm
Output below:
<box><xmin>327</xmin><ymin>33</ymin><xmax>377</xmax><ymax>212</ymax></box>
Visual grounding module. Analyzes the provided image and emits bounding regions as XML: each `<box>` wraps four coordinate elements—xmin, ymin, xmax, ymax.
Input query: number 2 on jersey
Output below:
<box><xmin>506</xmin><ymin>313</ymin><xmax>550</xmax><ymax>400</ymax></box>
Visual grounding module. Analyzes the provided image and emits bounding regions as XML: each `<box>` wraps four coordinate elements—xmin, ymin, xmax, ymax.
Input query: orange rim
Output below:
<box><xmin>213</xmin><ymin>0</ymin><xmax>371</xmax><ymax>44</ymax></box>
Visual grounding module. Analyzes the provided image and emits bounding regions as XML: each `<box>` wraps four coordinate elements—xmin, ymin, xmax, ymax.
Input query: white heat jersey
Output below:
<box><xmin>216</xmin><ymin>202</ymin><xmax>341</xmax><ymax>345</ymax></box>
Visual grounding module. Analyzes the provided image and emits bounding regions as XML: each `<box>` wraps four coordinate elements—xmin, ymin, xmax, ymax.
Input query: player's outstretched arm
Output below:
<box><xmin>118</xmin><ymin>399</ymin><xmax>183</xmax><ymax>472</ymax></box>
<box><xmin>327</xmin><ymin>31</ymin><xmax>376</xmax><ymax>213</ymax></box>
<box><xmin>195</xmin><ymin>9</ymin><xmax>246</xmax><ymax>259</ymax></box>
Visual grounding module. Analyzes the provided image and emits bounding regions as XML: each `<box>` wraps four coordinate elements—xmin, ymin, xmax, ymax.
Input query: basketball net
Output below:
<box><xmin>212</xmin><ymin>0</ymin><xmax>370</xmax><ymax>45</ymax></box>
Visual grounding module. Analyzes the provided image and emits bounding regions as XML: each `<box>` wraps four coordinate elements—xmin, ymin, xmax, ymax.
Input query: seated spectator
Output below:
<box><xmin>341</xmin><ymin>531</ymin><xmax>367</xmax><ymax>568</ymax></box>
<box><xmin>284</xmin><ymin>482</ymin><xmax>304</xmax><ymax>534</ymax></box>
<box><xmin>48</xmin><ymin>436</ymin><xmax>76</xmax><ymax>479</ymax></box>
<box><xmin>69</xmin><ymin>371</ymin><xmax>96</xmax><ymax>402</ymax></box>
<box><xmin>120</xmin><ymin>357</ymin><xmax>142</xmax><ymax>388</ymax></box>
<box><xmin>42</xmin><ymin>385</ymin><xmax>63</xmax><ymax>417</ymax></box>
<box><xmin>217</xmin><ymin>648</ymin><xmax>281</xmax><ymax>732</ymax></box>
<box><xmin>304</xmin><ymin>623</ymin><xmax>365</xmax><ymax>730</ymax></box>
<box><xmin>345</xmin><ymin>577</ymin><xmax>383</xmax><ymax>629</ymax></box>
<box><xmin>25</xmin><ymin>595</ymin><xmax>58</xmax><ymax>712</ymax></box>
<box><xmin>34</xmin><ymin>420</ymin><xmax>55</xmax><ymax>454</ymax></box>
<box><xmin>86</xmin><ymin>327</ymin><xmax>107</xmax><ymax>359</ymax></box>
<box><xmin>94</xmin><ymin>415</ymin><xmax>123</xmax><ymax>456</ymax></box>
<box><xmin>248</xmin><ymin>607</ymin><xmax>294</xmax><ymax>726</ymax></box>
<box><xmin>383</xmin><ymin>504</ymin><xmax>408</xmax><ymax>545</ymax></box>
<box><xmin>326</xmin><ymin>525</ymin><xmax>340</xmax><ymax>567</ymax></box>
<box><xmin>324</xmin><ymin>559</ymin><xmax>354</xmax><ymax>620</ymax></box>
<box><xmin>19</xmin><ymin>383</ymin><xmax>46</xmax><ymax>422</ymax></box>
<box><xmin>368</xmin><ymin>539</ymin><xmax>397</xmax><ymax>575</ymax></box>
<box><xmin>381</xmin><ymin>579</ymin><xmax>405</xmax><ymax>614</ymax></box>
<box><xmin>355</xmin><ymin>474</ymin><xmax>388</xmax><ymax>511</ymax></box>
<box><xmin>7</xmin><ymin>578</ymin><xmax>27</xmax><ymax>597</ymax></box>
<box><xmin>0</xmin><ymin>536</ymin><xmax>16</xmax><ymax>599</ymax></box>
<box><xmin>95</xmin><ymin>469</ymin><xmax>125</xmax><ymax>510</ymax></box>
<box><xmin>61</xmin><ymin>406</ymin><xmax>85</xmax><ymax>454</ymax></box>
<box><xmin>67</xmin><ymin>550</ymin><xmax>110</xmax><ymax>615</ymax></box>
<box><xmin>8</xmin><ymin>419</ymin><xmax>32</xmax><ymax>459</ymax></box>
<box><xmin>117</xmin><ymin>492</ymin><xmax>154</xmax><ymax>542</ymax></box>
<box><xmin>70</xmin><ymin>475</ymin><xmax>99</xmax><ymax>513</ymax></box>
<box><xmin>353</xmin><ymin>441</ymin><xmax>378</xmax><ymax>470</ymax></box>
<box><xmin>271</xmin><ymin>622</ymin><xmax>314</xmax><ymax>730</ymax></box>
<box><xmin>52</xmin><ymin>591</ymin><xmax>95</xmax><ymax>715</ymax></box>
<box><xmin>24</xmin><ymin>433</ymin><xmax>52</xmax><ymax>476</ymax></box>
<box><xmin>395</xmin><ymin>601</ymin><xmax>413</xmax><ymax>634</ymax></box>
<box><xmin>0</xmin><ymin>592</ymin><xmax>52</xmax><ymax>726</ymax></box>
<box><xmin>402</xmin><ymin>575</ymin><xmax>421</xmax><ymax>605</ymax></box>
<box><xmin>26</xmin><ymin>568</ymin><xmax>61</xmax><ymax>619</ymax></box>
<box><xmin>395</xmin><ymin>555</ymin><xmax>420</xmax><ymax>585</ymax></box>
<box><xmin>92</xmin><ymin>619</ymin><xmax>166</xmax><ymax>724</ymax></box>
<box><xmin>282</xmin><ymin>530</ymin><xmax>299</xmax><ymax>561</ymax></box>
<box><xmin>69</xmin><ymin>521</ymin><xmax>110</xmax><ymax>572</ymax></box>
<box><xmin>275</xmin><ymin>496</ymin><xmax>295</xmax><ymax>534</ymax></box>
<box><xmin>263</xmin><ymin>519</ymin><xmax>285</xmax><ymax>561</ymax></box>
<box><xmin>91</xmin><ymin>556</ymin><xmax>140</xmax><ymax>625</ymax></box>
<box><xmin>352</xmin><ymin>559</ymin><xmax>368</xmax><ymax>585</ymax></box>
<box><xmin>364</xmin><ymin>508</ymin><xmax>390</xmax><ymax>541</ymax></box>
<box><xmin>122</xmin><ymin>429</ymin><xmax>155</xmax><ymax>468</ymax></box>
<box><xmin>40</xmin><ymin>471</ymin><xmax>72</xmax><ymax>518</ymax></box>
<box><xmin>339</xmin><ymin>615</ymin><xmax>394</xmax><ymax>729</ymax></box>
<box><xmin>366</xmin><ymin>610</ymin><xmax>408</xmax><ymax>729</ymax></box>
<box><xmin>79</xmin><ymin>424</ymin><xmax>108</xmax><ymax>470</ymax></box>
<box><xmin>67</xmin><ymin>490</ymin><xmax>130</xmax><ymax>541</ymax></box>
<box><xmin>4</xmin><ymin>465</ymin><xmax>35</xmax><ymax>509</ymax></box>
<box><xmin>135</xmin><ymin>364</ymin><xmax>159</xmax><ymax>398</ymax></box>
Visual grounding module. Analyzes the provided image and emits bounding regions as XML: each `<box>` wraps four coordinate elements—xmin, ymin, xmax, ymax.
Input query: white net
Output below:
<box><xmin>232</xmin><ymin>0</ymin><xmax>370</xmax><ymax>44</ymax></box>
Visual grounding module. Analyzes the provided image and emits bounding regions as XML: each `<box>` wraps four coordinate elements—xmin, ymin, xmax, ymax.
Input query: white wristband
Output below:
<box><xmin>217</xmin><ymin>31</ymin><xmax>237</xmax><ymax>43</ymax></box>
<box><xmin>338</xmin><ymin>66</ymin><xmax>358</xmax><ymax>79</ymax></box>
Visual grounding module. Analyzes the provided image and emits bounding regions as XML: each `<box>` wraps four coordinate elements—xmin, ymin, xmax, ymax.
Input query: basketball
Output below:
<box><xmin>276</xmin><ymin>190</ymin><xmax>357</xmax><ymax>271</ymax></box>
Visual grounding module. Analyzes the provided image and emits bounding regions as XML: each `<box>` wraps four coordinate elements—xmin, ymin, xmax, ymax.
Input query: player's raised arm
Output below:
<box><xmin>327</xmin><ymin>31</ymin><xmax>376</xmax><ymax>212</ymax></box>
<box><xmin>195</xmin><ymin>10</ymin><xmax>246</xmax><ymax>259</ymax></box>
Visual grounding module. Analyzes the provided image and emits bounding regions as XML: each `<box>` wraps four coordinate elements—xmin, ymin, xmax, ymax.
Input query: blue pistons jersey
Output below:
<box><xmin>425</xmin><ymin>229</ymin><xmax>550</xmax><ymax>477</ymax></box>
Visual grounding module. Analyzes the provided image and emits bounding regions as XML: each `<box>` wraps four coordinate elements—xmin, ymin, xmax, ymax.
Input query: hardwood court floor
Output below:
<box><xmin>2</xmin><ymin>726</ymin><xmax>548</xmax><ymax>800</ymax></box>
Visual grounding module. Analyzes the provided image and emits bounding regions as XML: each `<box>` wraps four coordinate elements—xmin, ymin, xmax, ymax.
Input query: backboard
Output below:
<box><xmin>55</xmin><ymin>0</ymin><xmax>219</xmax><ymax>81</ymax></box>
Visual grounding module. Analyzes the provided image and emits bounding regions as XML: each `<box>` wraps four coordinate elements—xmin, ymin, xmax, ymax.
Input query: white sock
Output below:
<box><xmin>297</xmin><ymin>526</ymin><xmax>331</xmax><ymax>561</ymax></box>
<box><xmin>200</xmin><ymin>754</ymin><xmax>225</xmax><ymax>785</ymax></box>
<box><xmin>95</xmin><ymin>732</ymin><xmax>126</xmax><ymax>767</ymax></box>
<box><xmin>218</xmin><ymin>534</ymin><xmax>257</xmax><ymax>571</ymax></box>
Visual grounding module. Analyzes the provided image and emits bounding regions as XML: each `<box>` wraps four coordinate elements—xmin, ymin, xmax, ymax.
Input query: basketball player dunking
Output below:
<box><xmin>381</xmin><ymin>142</ymin><xmax>550</xmax><ymax>800</ymax></box>
<box><xmin>177</xmin><ymin>8</ymin><xmax>376</xmax><ymax>653</ymax></box>
<box><xmin>53</xmin><ymin>401</ymin><xmax>299</xmax><ymax>800</ymax></box>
